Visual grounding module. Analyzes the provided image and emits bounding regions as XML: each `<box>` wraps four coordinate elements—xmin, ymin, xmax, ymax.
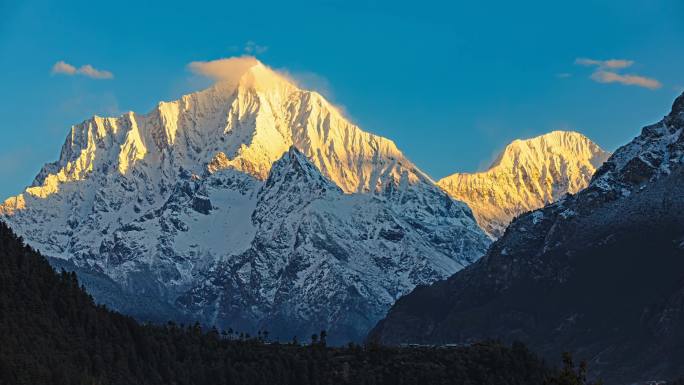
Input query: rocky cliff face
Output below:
<box><xmin>437</xmin><ymin>131</ymin><xmax>609</xmax><ymax>237</ymax></box>
<box><xmin>370</xmin><ymin>93</ymin><xmax>684</xmax><ymax>383</ymax></box>
<box><xmin>0</xmin><ymin>59</ymin><xmax>490</xmax><ymax>343</ymax></box>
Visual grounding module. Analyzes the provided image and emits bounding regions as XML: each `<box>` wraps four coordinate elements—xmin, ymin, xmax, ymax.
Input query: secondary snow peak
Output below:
<box><xmin>438</xmin><ymin>131</ymin><xmax>610</xmax><ymax>238</ymax></box>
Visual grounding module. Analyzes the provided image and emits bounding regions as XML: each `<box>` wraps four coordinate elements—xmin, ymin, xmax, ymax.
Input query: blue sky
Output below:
<box><xmin>1</xmin><ymin>0</ymin><xmax>683</xmax><ymax>199</ymax></box>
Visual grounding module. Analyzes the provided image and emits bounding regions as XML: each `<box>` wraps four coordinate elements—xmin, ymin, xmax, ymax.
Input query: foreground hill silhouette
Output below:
<box><xmin>0</xmin><ymin>220</ymin><xmax>561</xmax><ymax>385</ymax></box>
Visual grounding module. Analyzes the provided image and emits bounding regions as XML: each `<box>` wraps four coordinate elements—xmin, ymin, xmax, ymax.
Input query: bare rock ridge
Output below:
<box><xmin>437</xmin><ymin>131</ymin><xmax>610</xmax><ymax>238</ymax></box>
<box><xmin>0</xmin><ymin>59</ymin><xmax>490</xmax><ymax>343</ymax></box>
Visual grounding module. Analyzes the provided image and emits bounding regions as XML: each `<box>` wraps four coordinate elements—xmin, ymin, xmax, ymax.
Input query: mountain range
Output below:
<box><xmin>369</xmin><ymin>92</ymin><xmax>684</xmax><ymax>383</ymax></box>
<box><xmin>3</xmin><ymin>55</ymin><xmax>681</xmax><ymax>382</ymax></box>
<box><xmin>0</xmin><ymin>59</ymin><xmax>490</xmax><ymax>343</ymax></box>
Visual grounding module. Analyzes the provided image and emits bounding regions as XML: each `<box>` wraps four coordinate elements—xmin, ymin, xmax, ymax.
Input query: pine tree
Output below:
<box><xmin>545</xmin><ymin>352</ymin><xmax>603</xmax><ymax>385</ymax></box>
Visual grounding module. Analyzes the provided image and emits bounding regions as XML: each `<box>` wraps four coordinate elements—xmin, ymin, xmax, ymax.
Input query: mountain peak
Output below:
<box><xmin>263</xmin><ymin>146</ymin><xmax>340</xmax><ymax>194</ymax></box>
<box><xmin>190</xmin><ymin>57</ymin><xmax>297</xmax><ymax>96</ymax></box>
<box><xmin>490</xmin><ymin>130</ymin><xmax>605</xmax><ymax>170</ymax></box>
<box><xmin>0</xmin><ymin>57</ymin><xmax>491</xmax><ymax>346</ymax></box>
<box><xmin>0</xmin><ymin>55</ymin><xmax>422</xmax><ymax>205</ymax></box>
<box><xmin>438</xmin><ymin>130</ymin><xmax>609</xmax><ymax>237</ymax></box>
<box><xmin>234</xmin><ymin>60</ymin><xmax>296</xmax><ymax>93</ymax></box>
<box><xmin>670</xmin><ymin>91</ymin><xmax>684</xmax><ymax>118</ymax></box>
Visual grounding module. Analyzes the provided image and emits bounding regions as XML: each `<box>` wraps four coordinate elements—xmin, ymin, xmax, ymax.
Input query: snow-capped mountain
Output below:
<box><xmin>437</xmin><ymin>131</ymin><xmax>610</xmax><ymax>237</ymax></box>
<box><xmin>0</xmin><ymin>58</ymin><xmax>490</xmax><ymax>343</ymax></box>
<box><xmin>369</xmin><ymin>92</ymin><xmax>684</xmax><ymax>383</ymax></box>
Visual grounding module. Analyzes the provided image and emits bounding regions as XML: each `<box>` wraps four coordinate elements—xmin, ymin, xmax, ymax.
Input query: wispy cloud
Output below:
<box><xmin>52</xmin><ymin>61</ymin><xmax>77</xmax><ymax>75</ymax></box>
<box><xmin>228</xmin><ymin>41</ymin><xmax>269</xmax><ymax>55</ymax></box>
<box><xmin>188</xmin><ymin>56</ymin><xmax>333</xmax><ymax>99</ymax></box>
<box><xmin>575</xmin><ymin>58</ymin><xmax>633</xmax><ymax>69</ymax></box>
<box><xmin>244</xmin><ymin>41</ymin><xmax>268</xmax><ymax>55</ymax></box>
<box><xmin>77</xmin><ymin>64</ymin><xmax>114</xmax><ymax>79</ymax></box>
<box><xmin>556</xmin><ymin>73</ymin><xmax>572</xmax><ymax>79</ymax></box>
<box><xmin>281</xmin><ymin>68</ymin><xmax>352</xmax><ymax>119</ymax></box>
<box><xmin>51</xmin><ymin>60</ymin><xmax>114</xmax><ymax>79</ymax></box>
<box><xmin>280</xmin><ymin>70</ymin><xmax>331</xmax><ymax>97</ymax></box>
<box><xmin>574</xmin><ymin>57</ymin><xmax>661</xmax><ymax>90</ymax></box>
<box><xmin>590</xmin><ymin>70</ymin><xmax>661</xmax><ymax>90</ymax></box>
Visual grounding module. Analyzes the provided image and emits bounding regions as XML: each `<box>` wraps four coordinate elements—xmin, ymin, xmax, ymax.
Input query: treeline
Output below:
<box><xmin>0</xmin><ymin>221</ymin><xmax>590</xmax><ymax>385</ymax></box>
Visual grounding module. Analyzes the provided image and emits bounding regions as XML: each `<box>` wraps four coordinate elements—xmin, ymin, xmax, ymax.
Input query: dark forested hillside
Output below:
<box><xmin>0</xmin><ymin>221</ymin><xmax>555</xmax><ymax>385</ymax></box>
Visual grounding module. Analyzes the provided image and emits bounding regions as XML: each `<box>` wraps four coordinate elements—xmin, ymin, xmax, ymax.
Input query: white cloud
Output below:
<box><xmin>188</xmin><ymin>56</ymin><xmax>325</xmax><ymax>96</ymax></box>
<box><xmin>52</xmin><ymin>61</ymin><xmax>77</xmax><ymax>75</ymax></box>
<box><xmin>77</xmin><ymin>64</ymin><xmax>114</xmax><ymax>79</ymax></box>
<box><xmin>602</xmin><ymin>59</ymin><xmax>634</xmax><ymax>69</ymax></box>
<box><xmin>574</xmin><ymin>57</ymin><xmax>661</xmax><ymax>90</ymax></box>
<box><xmin>556</xmin><ymin>73</ymin><xmax>572</xmax><ymax>79</ymax></box>
<box><xmin>590</xmin><ymin>70</ymin><xmax>661</xmax><ymax>90</ymax></box>
<box><xmin>187</xmin><ymin>56</ymin><xmax>260</xmax><ymax>82</ymax></box>
<box><xmin>575</xmin><ymin>58</ymin><xmax>633</xmax><ymax>69</ymax></box>
<box><xmin>51</xmin><ymin>60</ymin><xmax>113</xmax><ymax>79</ymax></box>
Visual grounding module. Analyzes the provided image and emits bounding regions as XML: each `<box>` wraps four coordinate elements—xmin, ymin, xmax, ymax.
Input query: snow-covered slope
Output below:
<box><xmin>176</xmin><ymin>148</ymin><xmax>486</xmax><ymax>342</ymax></box>
<box><xmin>437</xmin><ymin>131</ymin><xmax>609</xmax><ymax>237</ymax></box>
<box><xmin>0</xmin><ymin>58</ymin><xmax>490</xmax><ymax>343</ymax></box>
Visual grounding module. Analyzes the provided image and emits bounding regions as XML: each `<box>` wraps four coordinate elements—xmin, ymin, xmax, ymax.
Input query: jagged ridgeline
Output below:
<box><xmin>370</xmin><ymin>92</ymin><xmax>684</xmax><ymax>384</ymax></box>
<box><xmin>0</xmin><ymin>58</ymin><xmax>490</xmax><ymax>344</ymax></box>
<box><xmin>0</xmin><ymin>220</ymin><xmax>558</xmax><ymax>385</ymax></box>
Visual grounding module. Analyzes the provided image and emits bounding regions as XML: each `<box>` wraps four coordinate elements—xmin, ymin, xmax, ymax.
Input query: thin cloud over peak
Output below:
<box><xmin>51</xmin><ymin>61</ymin><xmax>113</xmax><ymax>79</ymax></box>
<box><xmin>188</xmin><ymin>56</ymin><xmax>352</xmax><ymax>121</ymax></box>
<box><xmin>575</xmin><ymin>57</ymin><xmax>661</xmax><ymax>90</ymax></box>
<box><xmin>187</xmin><ymin>56</ymin><xmax>327</xmax><ymax>98</ymax></box>
<box><xmin>187</xmin><ymin>56</ymin><xmax>261</xmax><ymax>82</ymax></box>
